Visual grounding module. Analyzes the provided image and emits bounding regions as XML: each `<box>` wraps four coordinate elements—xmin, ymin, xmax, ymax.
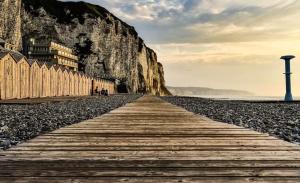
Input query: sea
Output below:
<box><xmin>189</xmin><ymin>95</ymin><xmax>300</xmax><ymax>101</ymax></box>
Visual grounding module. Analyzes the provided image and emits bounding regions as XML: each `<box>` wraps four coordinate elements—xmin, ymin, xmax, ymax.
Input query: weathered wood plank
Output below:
<box><xmin>0</xmin><ymin>177</ymin><xmax>300</xmax><ymax>183</ymax></box>
<box><xmin>1</xmin><ymin>160</ymin><xmax>300</xmax><ymax>168</ymax></box>
<box><xmin>15</xmin><ymin>139</ymin><xmax>292</xmax><ymax>147</ymax></box>
<box><xmin>0</xmin><ymin>167</ymin><xmax>300</xmax><ymax>177</ymax></box>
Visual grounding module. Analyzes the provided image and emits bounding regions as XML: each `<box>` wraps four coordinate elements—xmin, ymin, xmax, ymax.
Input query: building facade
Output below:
<box><xmin>24</xmin><ymin>39</ymin><xmax>79</xmax><ymax>71</ymax></box>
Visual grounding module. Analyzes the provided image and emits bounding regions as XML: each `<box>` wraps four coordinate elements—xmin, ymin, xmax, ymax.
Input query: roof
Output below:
<box><xmin>0</xmin><ymin>46</ymin><xmax>25</xmax><ymax>62</ymax></box>
<box><xmin>78</xmin><ymin>71</ymin><xmax>85</xmax><ymax>76</ymax></box>
<box><xmin>55</xmin><ymin>65</ymin><xmax>64</xmax><ymax>71</ymax></box>
<box><xmin>63</xmin><ymin>68</ymin><xmax>70</xmax><ymax>73</ymax></box>
<box><xmin>10</xmin><ymin>51</ymin><xmax>25</xmax><ymax>62</ymax></box>
<box><xmin>44</xmin><ymin>61</ymin><xmax>55</xmax><ymax>68</ymax></box>
<box><xmin>27</xmin><ymin>59</ymin><xmax>39</xmax><ymax>66</ymax></box>
<box><xmin>0</xmin><ymin>50</ymin><xmax>10</xmax><ymax>59</ymax></box>
<box><xmin>52</xmin><ymin>64</ymin><xmax>61</xmax><ymax>71</ymax></box>
<box><xmin>0</xmin><ymin>38</ymin><xmax>5</xmax><ymax>43</ymax></box>
<box><xmin>36</xmin><ymin>61</ymin><xmax>46</xmax><ymax>67</ymax></box>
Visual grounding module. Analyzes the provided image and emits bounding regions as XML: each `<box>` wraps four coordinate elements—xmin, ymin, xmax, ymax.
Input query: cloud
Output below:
<box><xmin>61</xmin><ymin>0</ymin><xmax>300</xmax><ymax>44</ymax></box>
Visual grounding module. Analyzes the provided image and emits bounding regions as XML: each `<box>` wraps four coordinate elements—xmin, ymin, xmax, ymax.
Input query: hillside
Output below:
<box><xmin>168</xmin><ymin>86</ymin><xmax>253</xmax><ymax>97</ymax></box>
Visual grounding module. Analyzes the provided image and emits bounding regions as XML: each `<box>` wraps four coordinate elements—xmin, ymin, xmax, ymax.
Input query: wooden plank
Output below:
<box><xmin>8</xmin><ymin>146</ymin><xmax>300</xmax><ymax>152</ymax></box>
<box><xmin>1</xmin><ymin>160</ymin><xmax>300</xmax><ymax>168</ymax></box>
<box><xmin>0</xmin><ymin>177</ymin><xmax>300</xmax><ymax>183</ymax></box>
<box><xmin>15</xmin><ymin>139</ymin><xmax>292</xmax><ymax>146</ymax></box>
<box><xmin>0</xmin><ymin>167</ymin><xmax>300</xmax><ymax>177</ymax></box>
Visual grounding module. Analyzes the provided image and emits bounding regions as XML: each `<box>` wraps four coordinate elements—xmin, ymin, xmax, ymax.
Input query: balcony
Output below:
<box><xmin>50</xmin><ymin>50</ymin><xmax>78</xmax><ymax>61</ymax></box>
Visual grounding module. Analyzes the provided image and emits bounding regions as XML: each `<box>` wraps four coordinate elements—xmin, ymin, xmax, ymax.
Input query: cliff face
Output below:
<box><xmin>19</xmin><ymin>0</ymin><xmax>170</xmax><ymax>95</ymax></box>
<box><xmin>0</xmin><ymin>0</ymin><xmax>22</xmax><ymax>48</ymax></box>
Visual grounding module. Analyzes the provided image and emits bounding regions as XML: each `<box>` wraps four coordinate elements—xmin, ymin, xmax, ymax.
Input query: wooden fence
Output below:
<box><xmin>0</xmin><ymin>53</ymin><xmax>115</xmax><ymax>100</ymax></box>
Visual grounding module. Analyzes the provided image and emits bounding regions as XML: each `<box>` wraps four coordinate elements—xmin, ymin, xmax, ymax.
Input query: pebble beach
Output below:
<box><xmin>0</xmin><ymin>95</ymin><xmax>141</xmax><ymax>150</ymax></box>
<box><xmin>163</xmin><ymin>96</ymin><xmax>300</xmax><ymax>144</ymax></box>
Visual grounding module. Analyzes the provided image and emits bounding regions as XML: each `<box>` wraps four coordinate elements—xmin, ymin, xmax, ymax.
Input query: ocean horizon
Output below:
<box><xmin>183</xmin><ymin>95</ymin><xmax>300</xmax><ymax>101</ymax></box>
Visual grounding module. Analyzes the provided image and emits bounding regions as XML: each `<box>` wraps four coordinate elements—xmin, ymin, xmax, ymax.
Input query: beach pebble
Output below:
<box><xmin>0</xmin><ymin>95</ymin><xmax>141</xmax><ymax>150</ymax></box>
<box><xmin>162</xmin><ymin>96</ymin><xmax>300</xmax><ymax>144</ymax></box>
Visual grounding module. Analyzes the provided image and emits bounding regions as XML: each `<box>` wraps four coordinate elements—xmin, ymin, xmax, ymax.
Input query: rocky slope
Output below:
<box><xmin>0</xmin><ymin>0</ymin><xmax>22</xmax><ymax>48</ymax></box>
<box><xmin>0</xmin><ymin>0</ymin><xmax>170</xmax><ymax>95</ymax></box>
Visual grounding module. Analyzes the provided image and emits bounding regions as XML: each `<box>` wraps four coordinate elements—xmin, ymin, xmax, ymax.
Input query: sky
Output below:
<box><xmin>62</xmin><ymin>0</ymin><xmax>300</xmax><ymax>96</ymax></box>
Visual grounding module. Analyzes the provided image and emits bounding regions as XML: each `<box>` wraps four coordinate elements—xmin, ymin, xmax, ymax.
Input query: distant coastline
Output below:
<box><xmin>167</xmin><ymin>86</ymin><xmax>254</xmax><ymax>97</ymax></box>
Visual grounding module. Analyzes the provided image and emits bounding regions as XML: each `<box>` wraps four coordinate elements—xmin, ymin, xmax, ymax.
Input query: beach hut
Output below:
<box><xmin>49</xmin><ymin>65</ymin><xmax>58</xmax><ymax>97</ymax></box>
<box><xmin>0</xmin><ymin>53</ymin><xmax>4</xmax><ymax>99</ymax></box>
<box><xmin>1</xmin><ymin>52</ymin><xmax>18</xmax><ymax>99</ymax></box>
<box><xmin>16</xmin><ymin>57</ymin><xmax>30</xmax><ymax>99</ymax></box>
<box><xmin>78</xmin><ymin>73</ymin><xmax>84</xmax><ymax>96</ymax></box>
<box><xmin>39</xmin><ymin>63</ymin><xmax>50</xmax><ymax>98</ymax></box>
<box><xmin>86</xmin><ymin>76</ymin><xmax>91</xmax><ymax>95</ymax></box>
<box><xmin>56</xmin><ymin>66</ymin><xmax>64</xmax><ymax>97</ymax></box>
<box><xmin>111</xmin><ymin>81</ymin><xmax>115</xmax><ymax>94</ymax></box>
<box><xmin>77</xmin><ymin>73</ymin><xmax>81</xmax><ymax>96</ymax></box>
<box><xmin>81</xmin><ymin>75</ymin><xmax>85</xmax><ymax>96</ymax></box>
<box><xmin>29</xmin><ymin>60</ymin><xmax>41</xmax><ymax>98</ymax></box>
<box><xmin>0</xmin><ymin>52</ymin><xmax>14</xmax><ymax>99</ymax></box>
<box><xmin>63</xmin><ymin>69</ymin><xmax>70</xmax><ymax>96</ymax></box>
<box><xmin>74</xmin><ymin>72</ymin><xmax>79</xmax><ymax>96</ymax></box>
<box><xmin>10</xmin><ymin>51</ymin><xmax>26</xmax><ymax>99</ymax></box>
<box><xmin>109</xmin><ymin>82</ymin><xmax>112</xmax><ymax>94</ymax></box>
<box><xmin>100</xmin><ymin>79</ymin><xmax>104</xmax><ymax>90</ymax></box>
<box><xmin>86</xmin><ymin>76</ymin><xmax>92</xmax><ymax>95</ymax></box>
<box><xmin>69</xmin><ymin>71</ymin><xmax>74</xmax><ymax>96</ymax></box>
<box><xmin>0</xmin><ymin>52</ymin><xmax>8</xmax><ymax>99</ymax></box>
<box><xmin>93</xmin><ymin>79</ymin><xmax>98</xmax><ymax>93</ymax></box>
<box><xmin>103</xmin><ymin>80</ymin><xmax>107</xmax><ymax>92</ymax></box>
<box><xmin>83</xmin><ymin>75</ymin><xmax>89</xmax><ymax>95</ymax></box>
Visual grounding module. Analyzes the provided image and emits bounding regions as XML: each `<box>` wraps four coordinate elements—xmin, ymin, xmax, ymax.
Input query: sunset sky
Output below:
<box><xmin>64</xmin><ymin>0</ymin><xmax>300</xmax><ymax>96</ymax></box>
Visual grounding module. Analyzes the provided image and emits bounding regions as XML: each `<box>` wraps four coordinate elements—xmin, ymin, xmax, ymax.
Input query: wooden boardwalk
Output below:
<box><xmin>1</xmin><ymin>96</ymin><xmax>300</xmax><ymax>182</ymax></box>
